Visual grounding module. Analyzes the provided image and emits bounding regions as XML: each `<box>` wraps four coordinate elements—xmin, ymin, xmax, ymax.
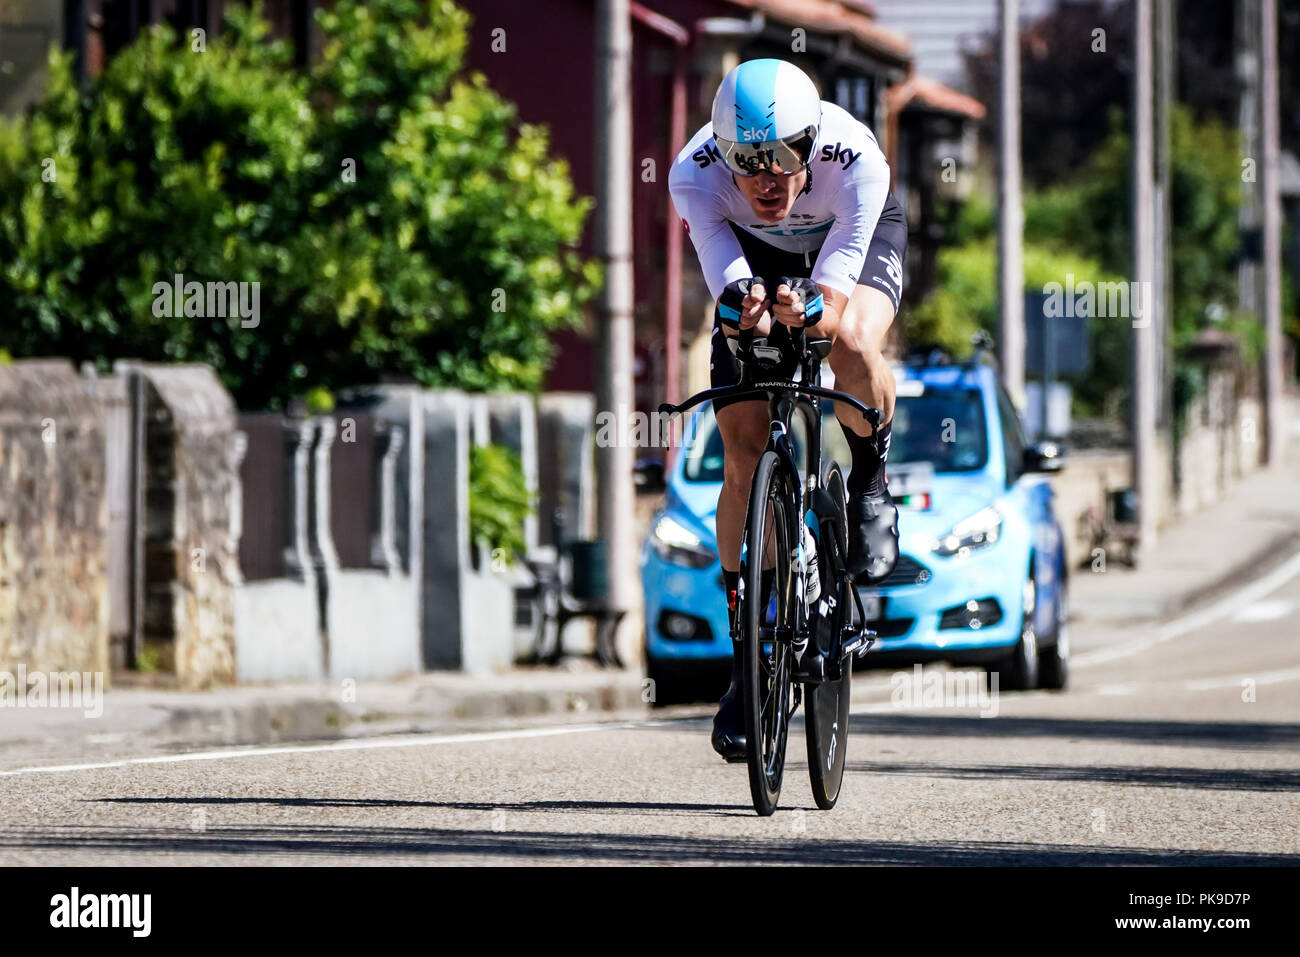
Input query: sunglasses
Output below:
<box><xmin>715</xmin><ymin>128</ymin><xmax>815</xmax><ymax>179</ymax></box>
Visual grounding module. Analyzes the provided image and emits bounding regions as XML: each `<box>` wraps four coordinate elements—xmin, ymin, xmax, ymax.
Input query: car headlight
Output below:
<box><xmin>931</xmin><ymin>506</ymin><xmax>1002</xmax><ymax>557</ymax></box>
<box><xmin>651</xmin><ymin>515</ymin><xmax>716</xmax><ymax>568</ymax></box>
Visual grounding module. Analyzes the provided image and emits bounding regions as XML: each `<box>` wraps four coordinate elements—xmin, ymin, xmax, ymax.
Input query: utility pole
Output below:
<box><xmin>593</xmin><ymin>0</ymin><xmax>637</xmax><ymax>640</ymax></box>
<box><xmin>1154</xmin><ymin>0</ymin><xmax>1175</xmax><ymax>437</ymax></box>
<box><xmin>996</xmin><ymin>0</ymin><xmax>1024</xmax><ymax>406</ymax></box>
<box><xmin>1237</xmin><ymin>0</ymin><xmax>1260</xmax><ymax>319</ymax></box>
<box><xmin>1259</xmin><ymin>0</ymin><xmax>1285</xmax><ymax>467</ymax></box>
<box><xmin>62</xmin><ymin>0</ymin><xmax>88</xmax><ymax>85</ymax></box>
<box><xmin>1132</xmin><ymin>0</ymin><xmax>1159</xmax><ymax>551</ymax></box>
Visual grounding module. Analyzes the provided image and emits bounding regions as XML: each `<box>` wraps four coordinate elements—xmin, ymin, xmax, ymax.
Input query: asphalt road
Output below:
<box><xmin>2</xmin><ymin>555</ymin><xmax>1298</xmax><ymax>866</ymax></box>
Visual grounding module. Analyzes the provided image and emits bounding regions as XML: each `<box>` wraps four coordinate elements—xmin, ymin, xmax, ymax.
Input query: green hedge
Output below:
<box><xmin>0</xmin><ymin>0</ymin><xmax>600</xmax><ymax>409</ymax></box>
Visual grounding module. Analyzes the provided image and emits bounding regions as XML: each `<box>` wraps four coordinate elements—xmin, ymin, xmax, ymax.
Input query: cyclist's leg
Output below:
<box><xmin>709</xmin><ymin>323</ymin><xmax>784</xmax><ymax>761</ymax></box>
<box><xmin>715</xmin><ymin>399</ymin><xmax>770</xmax><ymax>574</ymax></box>
<box><xmin>829</xmin><ymin>192</ymin><xmax>905</xmax><ymax>447</ymax></box>
<box><xmin>828</xmin><ymin>284</ymin><xmax>897</xmax><ymax>441</ymax></box>
<box><xmin>827</xmin><ymin>197</ymin><xmax>907</xmax><ymax>580</ymax></box>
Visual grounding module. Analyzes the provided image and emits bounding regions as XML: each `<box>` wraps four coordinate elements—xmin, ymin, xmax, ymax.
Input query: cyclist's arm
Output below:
<box><xmin>806</xmin><ymin>137</ymin><xmax>891</xmax><ymax>335</ymax></box>
<box><xmin>668</xmin><ymin>171</ymin><xmax>763</xmax><ymax>335</ymax></box>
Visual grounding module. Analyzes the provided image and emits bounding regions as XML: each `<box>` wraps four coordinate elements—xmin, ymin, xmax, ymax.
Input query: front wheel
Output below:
<box><xmin>741</xmin><ymin>451</ymin><xmax>795</xmax><ymax>816</ymax></box>
<box><xmin>990</xmin><ymin>576</ymin><xmax>1039</xmax><ymax>692</ymax></box>
<box><xmin>1038</xmin><ymin>578</ymin><xmax>1070</xmax><ymax>690</ymax></box>
<box><xmin>806</xmin><ymin>460</ymin><xmax>852</xmax><ymax>810</ymax></box>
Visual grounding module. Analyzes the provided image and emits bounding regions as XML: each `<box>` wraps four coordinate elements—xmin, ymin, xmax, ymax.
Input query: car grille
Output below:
<box><xmin>656</xmin><ymin>609</ymin><xmax>715</xmax><ymax>642</ymax></box>
<box><xmin>869</xmin><ymin>618</ymin><xmax>914</xmax><ymax>639</ymax></box>
<box><xmin>878</xmin><ymin>555</ymin><xmax>931</xmax><ymax>587</ymax></box>
<box><xmin>939</xmin><ymin>598</ymin><xmax>1004</xmax><ymax>631</ymax></box>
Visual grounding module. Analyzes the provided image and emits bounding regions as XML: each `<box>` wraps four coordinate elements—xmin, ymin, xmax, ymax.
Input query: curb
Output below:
<box><xmin>140</xmin><ymin>673</ymin><xmax>652</xmax><ymax>750</ymax></box>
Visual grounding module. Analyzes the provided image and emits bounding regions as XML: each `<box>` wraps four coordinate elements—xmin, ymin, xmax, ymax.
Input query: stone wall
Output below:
<box><xmin>125</xmin><ymin>364</ymin><xmax>241</xmax><ymax>689</ymax></box>
<box><xmin>0</xmin><ymin>360</ymin><xmax>110</xmax><ymax>675</ymax></box>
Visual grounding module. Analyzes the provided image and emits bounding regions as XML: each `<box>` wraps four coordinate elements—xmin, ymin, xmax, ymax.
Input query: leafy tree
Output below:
<box><xmin>964</xmin><ymin>0</ymin><xmax>1300</xmax><ymax>188</ymax></box>
<box><xmin>905</xmin><ymin>230</ymin><xmax>1126</xmax><ymax>416</ymax></box>
<box><xmin>0</xmin><ymin>0</ymin><xmax>599</xmax><ymax>409</ymax></box>
<box><xmin>912</xmin><ymin>103</ymin><xmax>1277</xmax><ymax>420</ymax></box>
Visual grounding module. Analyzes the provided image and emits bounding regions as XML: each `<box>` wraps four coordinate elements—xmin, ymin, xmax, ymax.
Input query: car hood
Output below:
<box><xmin>893</xmin><ymin>471</ymin><xmax>1004</xmax><ymax>550</ymax></box>
<box><xmin>663</xmin><ymin>471</ymin><xmax>1006</xmax><ymax>551</ymax></box>
<box><xmin>664</xmin><ymin>479</ymin><xmax>720</xmax><ymax>544</ymax></box>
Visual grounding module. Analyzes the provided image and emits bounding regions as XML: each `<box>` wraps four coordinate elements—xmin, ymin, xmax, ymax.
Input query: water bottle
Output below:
<box><xmin>799</xmin><ymin>519</ymin><xmax>821</xmax><ymax>607</ymax></box>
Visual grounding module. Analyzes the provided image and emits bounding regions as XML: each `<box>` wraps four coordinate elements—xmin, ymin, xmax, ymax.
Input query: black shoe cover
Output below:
<box><xmin>847</xmin><ymin>488</ymin><xmax>900</xmax><ymax>584</ymax></box>
<box><xmin>711</xmin><ymin>641</ymin><xmax>747</xmax><ymax>762</ymax></box>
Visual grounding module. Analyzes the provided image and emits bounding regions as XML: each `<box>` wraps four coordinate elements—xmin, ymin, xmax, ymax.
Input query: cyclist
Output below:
<box><xmin>667</xmin><ymin>58</ymin><xmax>906</xmax><ymax>761</ymax></box>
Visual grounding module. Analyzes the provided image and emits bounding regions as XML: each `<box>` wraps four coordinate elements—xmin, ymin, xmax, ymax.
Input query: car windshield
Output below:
<box><xmin>681</xmin><ymin>386</ymin><xmax>987</xmax><ymax>481</ymax></box>
<box><xmin>681</xmin><ymin>402</ymin><xmax>851</xmax><ymax>484</ymax></box>
<box><xmin>890</xmin><ymin>386</ymin><xmax>988</xmax><ymax>472</ymax></box>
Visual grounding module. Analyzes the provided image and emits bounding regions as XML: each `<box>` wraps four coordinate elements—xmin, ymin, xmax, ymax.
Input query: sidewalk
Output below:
<box><xmin>1070</xmin><ymin>406</ymin><xmax>1300</xmax><ymax>624</ymax></box>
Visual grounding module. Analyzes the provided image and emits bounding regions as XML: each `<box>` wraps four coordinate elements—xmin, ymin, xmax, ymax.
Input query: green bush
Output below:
<box><xmin>468</xmin><ymin>443</ymin><xmax>532</xmax><ymax>562</ymax></box>
<box><xmin>0</xmin><ymin>0</ymin><xmax>599</xmax><ymax>409</ymax></box>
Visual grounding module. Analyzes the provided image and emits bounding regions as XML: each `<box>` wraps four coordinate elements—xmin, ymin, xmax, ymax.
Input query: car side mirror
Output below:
<box><xmin>1023</xmin><ymin>441</ymin><xmax>1066</xmax><ymax>473</ymax></box>
<box><xmin>633</xmin><ymin>458</ymin><xmax>666</xmax><ymax>494</ymax></box>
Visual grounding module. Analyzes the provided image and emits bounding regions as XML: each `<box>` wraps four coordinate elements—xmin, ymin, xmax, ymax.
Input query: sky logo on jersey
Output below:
<box><xmin>692</xmin><ymin>142</ymin><xmax>722</xmax><ymax>169</ymax></box>
<box><xmin>819</xmin><ymin>142</ymin><xmax>862</xmax><ymax>170</ymax></box>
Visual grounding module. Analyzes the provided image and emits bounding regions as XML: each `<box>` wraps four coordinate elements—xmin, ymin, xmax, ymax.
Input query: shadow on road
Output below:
<box><xmin>845</xmin><ymin>762</ymin><xmax>1300</xmax><ymax>792</ymax></box>
<box><xmin>1</xmin><ymin>825</ymin><xmax>1295</xmax><ymax>865</ymax></box>
<box><xmin>837</xmin><ymin>713</ymin><xmax>1300</xmax><ymax>749</ymax></box>
<box><xmin>92</xmin><ymin>796</ymin><xmax>753</xmax><ymax>816</ymax></box>
<box><xmin>645</xmin><ymin>712</ymin><xmax>1300</xmax><ymax>750</ymax></box>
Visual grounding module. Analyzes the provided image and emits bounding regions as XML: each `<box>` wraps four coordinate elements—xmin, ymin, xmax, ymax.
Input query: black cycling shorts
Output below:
<box><xmin>709</xmin><ymin>192</ymin><xmax>907</xmax><ymax>414</ymax></box>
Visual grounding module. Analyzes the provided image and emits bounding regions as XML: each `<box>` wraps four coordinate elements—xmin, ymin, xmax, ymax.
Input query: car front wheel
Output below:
<box><xmin>990</xmin><ymin>577</ymin><xmax>1039</xmax><ymax>692</ymax></box>
<box><xmin>1037</xmin><ymin>580</ymin><xmax>1069</xmax><ymax>690</ymax></box>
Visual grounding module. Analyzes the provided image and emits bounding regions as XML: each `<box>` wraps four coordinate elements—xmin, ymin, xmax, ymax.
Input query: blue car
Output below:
<box><xmin>641</xmin><ymin>349</ymin><xmax>1070</xmax><ymax>704</ymax></box>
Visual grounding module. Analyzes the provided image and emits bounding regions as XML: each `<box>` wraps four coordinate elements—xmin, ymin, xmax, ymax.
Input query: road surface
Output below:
<box><xmin>2</xmin><ymin>555</ymin><xmax>1298</xmax><ymax>865</ymax></box>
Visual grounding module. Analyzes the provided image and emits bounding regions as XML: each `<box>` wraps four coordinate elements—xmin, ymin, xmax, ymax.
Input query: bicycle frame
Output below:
<box><xmin>658</xmin><ymin>324</ymin><xmax>880</xmax><ymax>647</ymax></box>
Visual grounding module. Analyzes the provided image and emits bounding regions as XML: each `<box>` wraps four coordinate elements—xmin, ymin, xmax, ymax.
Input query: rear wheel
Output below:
<box><xmin>806</xmin><ymin>460</ymin><xmax>852</xmax><ymax>810</ymax></box>
<box><xmin>741</xmin><ymin>451</ymin><xmax>795</xmax><ymax>816</ymax></box>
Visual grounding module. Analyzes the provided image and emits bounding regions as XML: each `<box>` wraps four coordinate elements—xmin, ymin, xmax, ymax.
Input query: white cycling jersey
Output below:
<box><xmin>668</xmin><ymin>101</ymin><xmax>891</xmax><ymax>302</ymax></box>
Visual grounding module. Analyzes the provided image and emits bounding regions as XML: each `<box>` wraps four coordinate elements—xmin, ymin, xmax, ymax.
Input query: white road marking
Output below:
<box><xmin>1231</xmin><ymin>599</ymin><xmax>1294</xmax><ymax>622</ymax></box>
<box><xmin>1072</xmin><ymin>547</ymin><xmax>1300</xmax><ymax>667</ymax></box>
<box><xmin>0</xmin><ymin>720</ymin><xmax>674</xmax><ymax>778</ymax></box>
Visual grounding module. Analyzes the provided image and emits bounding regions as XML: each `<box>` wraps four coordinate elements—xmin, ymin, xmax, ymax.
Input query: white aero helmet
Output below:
<box><xmin>711</xmin><ymin>58</ymin><xmax>821</xmax><ymax>177</ymax></box>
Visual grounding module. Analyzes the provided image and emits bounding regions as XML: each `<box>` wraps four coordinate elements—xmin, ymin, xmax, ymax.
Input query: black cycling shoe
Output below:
<box><xmin>846</xmin><ymin>488</ymin><xmax>900</xmax><ymax>584</ymax></box>
<box><xmin>711</xmin><ymin>642</ymin><xmax>748</xmax><ymax>763</ymax></box>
